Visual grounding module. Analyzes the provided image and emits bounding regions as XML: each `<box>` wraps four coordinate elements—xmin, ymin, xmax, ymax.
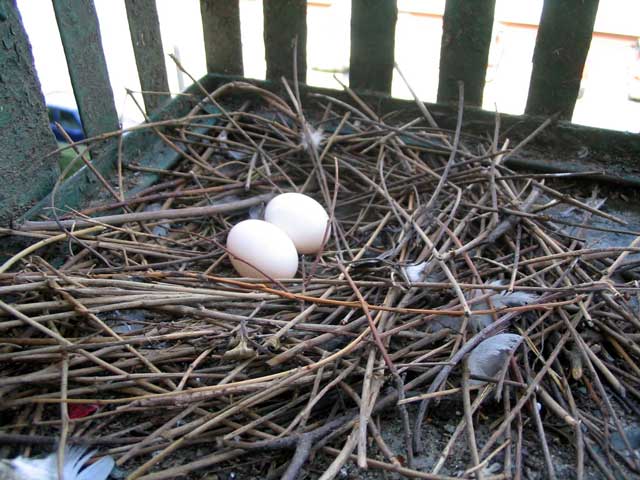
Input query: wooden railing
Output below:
<box><xmin>0</xmin><ymin>0</ymin><xmax>615</xmax><ymax>223</ymax></box>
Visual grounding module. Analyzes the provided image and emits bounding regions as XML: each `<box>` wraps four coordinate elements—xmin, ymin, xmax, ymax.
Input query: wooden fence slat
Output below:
<box><xmin>52</xmin><ymin>0</ymin><xmax>120</xmax><ymax>142</ymax></box>
<box><xmin>263</xmin><ymin>0</ymin><xmax>306</xmax><ymax>82</ymax></box>
<box><xmin>437</xmin><ymin>0</ymin><xmax>496</xmax><ymax>106</ymax></box>
<box><xmin>125</xmin><ymin>0</ymin><xmax>170</xmax><ymax>114</ymax></box>
<box><xmin>0</xmin><ymin>0</ymin><xmax>59</xmax><ymax>224</ymax></box>
<box><xmin>200</xmin><ymin>0</ymin><xmax>243</xmax><ymax>76</ymax></box>
<box><xmin>350</xmin><ymin>0</ymin><xmax>397</xmax><ymax>93</ymax></box>
<box><xmin>525</xmin><ymin>0</ymin><xmax>599</xmax><ymax>120</ymax></box>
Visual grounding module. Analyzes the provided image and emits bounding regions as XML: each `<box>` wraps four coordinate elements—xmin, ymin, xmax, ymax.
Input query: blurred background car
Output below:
<box><xmin>46</xmin><ymin>92</ymin><xmax>85</xmax><ymax>142</ymax></box>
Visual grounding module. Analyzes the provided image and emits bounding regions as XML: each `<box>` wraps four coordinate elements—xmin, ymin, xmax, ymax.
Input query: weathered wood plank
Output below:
<box><xmin>263</xmin><ymin>0</ymin><xmax>306</xmax><ymax>82</ymax></box>
<box><xmin>124</xmin><ymin>0</ymin><xmax>170</xmax><ymax>114</ymax></box>
<box><xmin>52</xmin><ymin>0</ymin><xmax>120</xmax><ymax>141</ymax></box>
<box><xmin>350</xmin><ymin>0</ymin><xmax>397</xmax><ymax>93</ymax></box>
<box><xmin>0</xmin><ymin>0</ymin><xmax>59</xmax><ymax>225</ymax></box>
<box><xmin>437</xmin><ymin>0</ymin><xmax>496</xmax><ymax>106</ymax></box>
<box><xmin>200</xmin><ymin>0</ymin><xmax>243</xmax><ymax>76</ymax></box>
<box><xmin>525</xmin><ymin>0</ymin><xmax>599</xmax><ymax>120</ymax></box>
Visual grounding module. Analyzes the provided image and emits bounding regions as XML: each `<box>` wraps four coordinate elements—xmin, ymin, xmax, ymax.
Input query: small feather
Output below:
<box><xmin>301</xmin><ymin>124</ymin><xmax>324</xmax><ymax>154</ymax></box>
<box><xmin>76</xmin><ymin>456</ymin><xmax>115</xmax><ymax>480</ymax></box>
<box><xmin>427</xmin><ymin>281</ymin><xmax>537</xmax><ymax>333</ymax></box>
<box><xmin>490</xmin><ymin>289</ymin><xmax>538</xmax><ymax>308</ymax></box>
<box><xmin>403</xmin><ymin>261</ymin><xmax>427</xmax><ymax>283</ymax></box>
<box><xmin>0</xmin><ymin>446</ymin><xmax>113</xmax><ymax>480</ymax></box>
<box><xmin>403</xmin><ymin>261</ymin><xmax>447</xmax><ymax>284</ymax></box>
<box><xmin>468</xmin><ymin>333</ymin><xmax>523</xmax><ymax>385</ymax></box>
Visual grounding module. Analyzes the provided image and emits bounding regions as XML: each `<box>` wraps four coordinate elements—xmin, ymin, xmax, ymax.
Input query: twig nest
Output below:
<box><xmin>265</xmin><ymin>192</ymin><xmax>330</xmax><ymax>254</ymax></box>
<box><xmin>226</xmin><ymin>219</ymin><xmax>298</xmax><ymax>279</ymax></box>
<box><xmin>468</xmin><ymin>333</ymin><xmax>523</xmax><ymax>385</ymax></box>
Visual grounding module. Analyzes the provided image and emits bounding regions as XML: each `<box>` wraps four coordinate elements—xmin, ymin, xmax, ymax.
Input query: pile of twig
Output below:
<box><xmin>1</xmin><ymin>77</ymin><xmax>640</xmax><ymax>480</ymax></box>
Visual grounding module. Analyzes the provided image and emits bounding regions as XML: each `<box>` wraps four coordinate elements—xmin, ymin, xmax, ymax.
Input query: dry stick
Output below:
<box><xmin>265</xmin><ymin>211</ymin><xmax>392</xmax><ymax>355</ymax></box>
<box><xmin>43</xmin><ymin>112</ymin><xmax>226</xmax><ymax>160</ymax></box>
<box><xmin>0</xmin><ymin>301</ymin><xmax>169</xmax><ymax>396</ymax></box>
<box><xmin>50</xmin><ymin>280</ymin><xmax>178</xmax><ymax>391</ymax></box>
<box><xmin>424</xmin><ymin>81</ymin><xmax>465</xmax><ymax>212</ymax></box>
<box><xmin>76</xmin><ymin>179</ymin><xmax>270</xmax><ymax>216</ymax></box>
<box><xmin>57</xmin><ymin>354</ymin><xmax>69</xmax><ymax>480</ymax></box>
<box><xmin>462</xmin><ymin>360</ymin><xmax>483</xmax><ymax>480</ymax></box>
<box><xmin>222</xmin><ymin>393</ymin><xmax>311</xmax><ymax>442</ymax></box>
<box><xmin>559</xmin><ymin>310</ymin><xmax>639</xmax><ymax>470</ymax></box>
<box><xmin>125</xmin><ymin>318</ymin><xmax>380</xmax><ymax>477</ymax></box>
<box><xmin>533</xmin><ymin>181</ymin><xmax>627</xmax><ymax>226</ymax></box>
<box><xmin>394</xmin><ymin>63</ymin><xmax>439</xmax><ymax>129</ymax></box>
<box><xmin>319</xmin><ymin>428</ymin><xmax>359</xmax><ymax>480</ymax></box>
<box><xmin>337</xmin><ymin>157</ymin><xmax>471</xmax><ymax>317</ymax></box>
<box><xmin>412</xmin><ymin>307</ymin><xmax>524</xmax><ymax>452</ymax></box>
<box><xmin>337</xmin><ymin>264</ymin><xmax>414</xmax><ymax>467</ymax></box>
<box><xmin>338</xmin><ymin>381</ymin><xmax>401</xmax><ymax>467</ymax></box>
<box><xmin>0</xmin><ymin>226</ymin><xmax>105</xmax><ymax>274</ymax></box>
<box><xmin>135</xmin><ymin>449</ymin><xmax>246</xmax><ymax>480</ymax></box>
<box><xmin>431</xmin><ymin>387</ymin><xmax>492</xmax><ymax>475</ymax></box>
<box><xmin>521</xmin><ymin>349</ymin><xmax>557</xmax><ymax>480</ymax></box>
<box><xmin>116</xmin><ymin>402</ymin><xmax>202</xmax><ymax>465</ymax></box>
<box><xmin>561</xmin><ymin>375</ymin><xmax>585</xmax><ymax>480</ymax></box>
<box><xmin>478</xmin><ymin>329</ymin><xmax>572</xmax><ymax>459</ymax></box>
<box><xmin>231</xmin><ymin>389</ymin><xmax>460</xmax><ymax>480</ymax></box>
<box><xmin>168</xmin><ymin>55</ymin><xmax>294</xmax><ymax>186</ymax></box>
<box><xmin>537</xmin><ymin>223</ymin><xmax>636</xmax><ymax>459</ymax></box>
<box><xmin>20</xmin><ymin>193</ymin><xmax>274</xmax><ymax>231</ymax></box>
<box><xmin>126</xmin><ymin>89</ymin><xmax>221</xmax><ymax>176</ymax></box>
<box><xmin>55</xmin><ymin>123</ymin><xmax>131</xmax><ymax>211</ymax></box>
<box><xmin>372</xmin><ymin>416</ymin><xmax>402</xmax><ymax>467</ymax></box>
<box><xmin>176</xmin><ymin>348</ymin><xmax>212</xmax><ymax>391</ymax></box>
<box><xmin>509</xmin><ymin>224</ymin><xmax>522</xmax><ymax>291</ymax></box>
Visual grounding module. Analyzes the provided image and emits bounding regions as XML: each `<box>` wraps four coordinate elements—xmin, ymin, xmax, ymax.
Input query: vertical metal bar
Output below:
<box><xmin>350</xmin><ymin>0</ymin><xmax>397</xmax><ymax>93</ymax></box>
<box><xmin>263</xmin><ymin>0</ymin><xmax>306</xmax><ymax>83</ymax></box>
<box><xmin>437</xmin><ymin>0</ymin><xmax>496</xmax><ymax>106</ymax></box>
<box><xmin>525</xmin><ymin>0</ymin><xmax>599</xmax><ymax>120</ymax></box>
<box><xmin>125</xmin><ymin>0</ymin><xmax>170</xmax><ymax>114</ymax></box>
<box><xmin>200</xmin><ymin>0</ymin><xmax>243</xmax><ymax>75</ymax></box>
<box><xmin>0</xmin><ymin>0</ymin><xmax>59</xmax><ymax>223</ymax></box>
<box><xmin>52</xmin><ymin>0</ymin><xmax>120</xmax><ymax>142</ymax></box>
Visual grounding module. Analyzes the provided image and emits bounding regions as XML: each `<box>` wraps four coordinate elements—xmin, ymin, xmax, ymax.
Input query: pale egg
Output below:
<box><xmin>226</xmin><ymin>220</ymin><xmax>298</xmax><ymax>279</ymax></box>
<box><xmin>264</xmin><ymin>193</ymin><xmax>330</xmax><ymax>254</ymax></box>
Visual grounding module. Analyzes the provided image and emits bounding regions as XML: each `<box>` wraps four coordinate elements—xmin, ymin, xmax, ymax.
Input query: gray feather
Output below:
<box><xmin>428</xmin><ymin>281</ymin><xmax>538</xmax><ymax>333</ymax></box>
<box><xmin>468</xmin><ymin>333</ymin><xmax>523</xmax><ymax>385</ymax></box>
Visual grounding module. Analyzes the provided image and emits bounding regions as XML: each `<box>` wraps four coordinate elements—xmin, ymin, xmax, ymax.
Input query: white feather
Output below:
<box><xmin>76</xmin><ymin>456</ymin><xmax>114</xmax><ymax>480</ymax></box>
<box><xmin>402</xmin><ymin>261</ymin><xmax>447</xmax><ymax>284</ymax></box>
<box><xmin>403</xmin><ymin>261</ymin><xmax>428</xmax><ymax>283</ymax></box>
<box><xmin>0</xmin><ymin>446</ymin><xmax>113</xmax><ymax>480</ymax></box>
<box><xmin>301</xmin><ymin>124</ymin><xmax>324</xmax><ymax>154</ymax></box>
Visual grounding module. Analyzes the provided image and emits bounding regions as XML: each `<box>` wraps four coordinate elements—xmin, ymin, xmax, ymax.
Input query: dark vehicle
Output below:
<box><xmin>47</xmin><ymin>101</ymin><xmax>85</xmax><ymax>142</ymax></box>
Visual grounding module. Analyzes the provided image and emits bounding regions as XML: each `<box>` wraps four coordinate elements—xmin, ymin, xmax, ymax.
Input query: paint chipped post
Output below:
<box><xmin>0</xmin><ymin>0</ymin><xmax>59</xmax><ymax>226</ymax></box>
<box><xmin>525</xmin><ymin>0</ymin><xmax>600</xmax><ymax>120</ymax></box>
<box><xmin>437</xmin><ymin>0</ymin><xmax>496</xmax><ymax>106</ymax></box>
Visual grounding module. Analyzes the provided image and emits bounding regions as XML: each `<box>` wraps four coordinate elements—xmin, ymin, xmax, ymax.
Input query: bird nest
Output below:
<box><xmin>1</xmin><ymin>78</ymin><xmax>640</xmax><ymax>480</ymax></box>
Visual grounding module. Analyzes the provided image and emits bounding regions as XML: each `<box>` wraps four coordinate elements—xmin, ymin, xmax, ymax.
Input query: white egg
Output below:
<box><xmin>226</xmin><ymin>220</ymin><xmax>298</xmax><ymax>279</ymax></box>
<box><xmin>264</xmin><ymin>193</ymin><xmax>330</xmax><ymax>254</ymax></box>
